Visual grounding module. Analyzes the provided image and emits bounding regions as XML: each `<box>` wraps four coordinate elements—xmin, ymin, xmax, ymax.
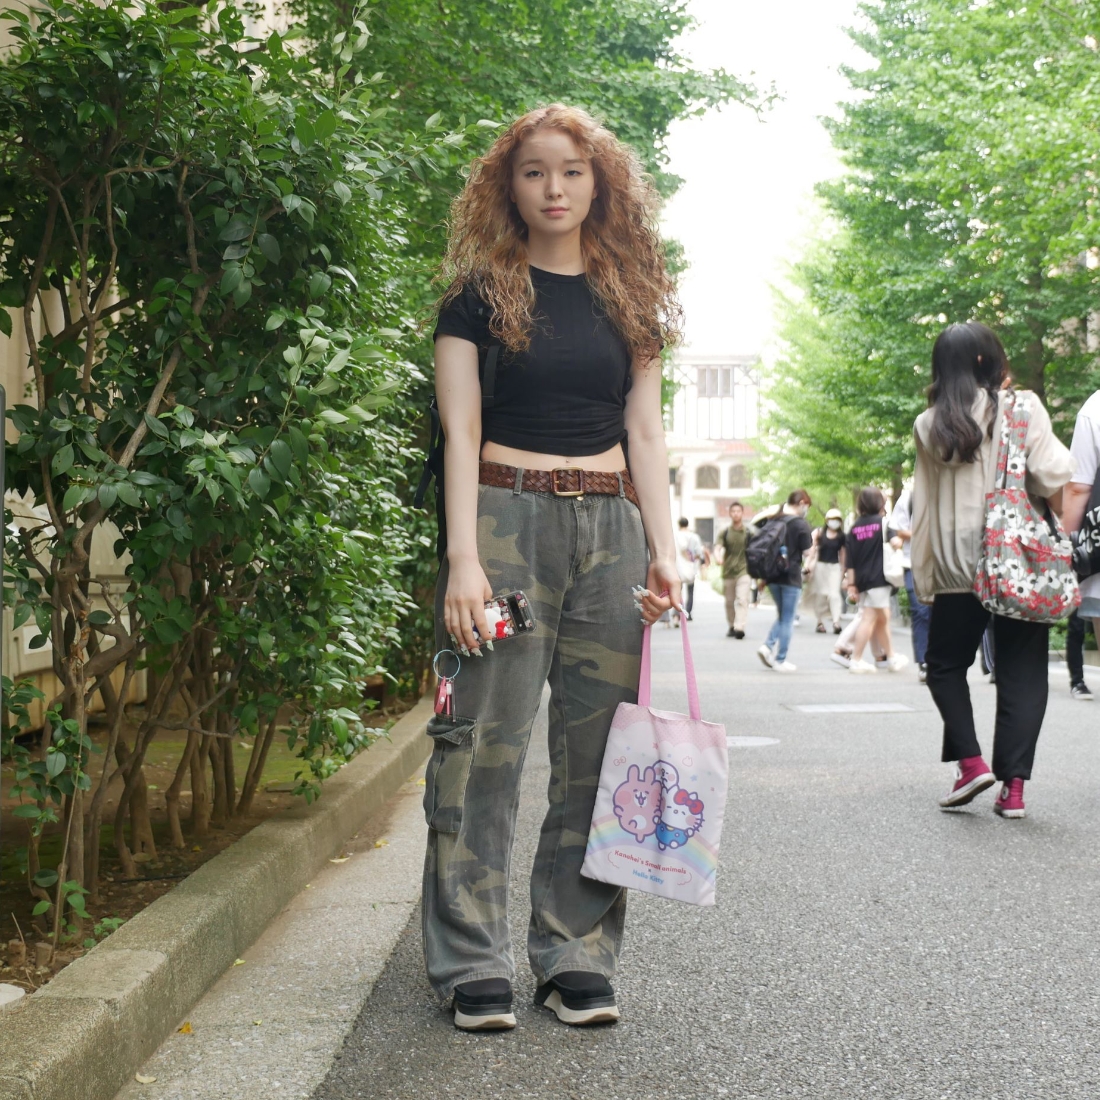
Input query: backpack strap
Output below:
<box><xmin>481</xmin><ymin>343</ymin><xmax>500</xmax><ymax>410</ymax></box>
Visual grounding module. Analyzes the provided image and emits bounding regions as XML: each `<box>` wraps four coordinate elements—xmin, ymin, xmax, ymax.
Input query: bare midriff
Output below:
<box><xmin>480</xmin><ymin>440</ymin><xmax>627</xmax><ymax>473</ymax></box>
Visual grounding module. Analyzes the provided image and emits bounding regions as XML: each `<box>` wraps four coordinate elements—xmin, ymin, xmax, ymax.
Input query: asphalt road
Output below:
<box><xmin>314</xmin><ymin>585</ymin><xmax>1100</xmax><ymax>1100</ymax></box>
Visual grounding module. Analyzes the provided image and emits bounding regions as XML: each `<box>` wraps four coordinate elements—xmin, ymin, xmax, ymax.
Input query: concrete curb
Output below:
<box><xmin>0</xmin><ymin>697</ymin><xmax>433</xmax><ymax>1100</ymax></box>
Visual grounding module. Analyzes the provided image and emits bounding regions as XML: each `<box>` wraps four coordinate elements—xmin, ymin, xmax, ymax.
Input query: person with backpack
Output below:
<box><xmin>842</xmin><ymin>487</ymin><xmax>908</xmax><ymax>675</ymax></box>
<box><xmin>753</xmin><ymin>489</ymin><xmax>813</xmax><ymax>672</ymax></box>
<box><xmin>427</xmin><ymin>105</ymin><xmax>682</xmax><ymax>1031</ymax></box>
<box><xmin>912</xmin><ymin>323</ymin><xmax>1074</xmax><ymax>820</ymax></box>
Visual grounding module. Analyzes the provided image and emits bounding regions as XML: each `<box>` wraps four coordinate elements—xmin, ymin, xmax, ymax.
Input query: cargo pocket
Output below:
<box><xmin>423</xmin><ymin>713</ymin><xmax>476</xmax><ymax>833</ymax></box>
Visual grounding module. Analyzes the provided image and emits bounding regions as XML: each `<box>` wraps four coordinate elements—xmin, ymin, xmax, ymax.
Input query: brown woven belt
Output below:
<box><xmin>478</xmin><ymin>460</ymin><xmax>639</xmax><ymax>507</ymax></box>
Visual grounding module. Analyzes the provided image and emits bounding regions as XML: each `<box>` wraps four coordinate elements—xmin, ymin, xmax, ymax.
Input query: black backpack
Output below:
<box><xmin>1072</xmin><ymin>475</ymin><xmax>1100</xmax><ymax>580</ymax></box>
<box><xmin>746</xmin><ymin>514</ymin><xmax>794</xmax><ymax>583</ymax></box>
<box><xmin>413</xmin><ymin>342</ymin><xmax>501</xmax><ymax>562</ymax></box>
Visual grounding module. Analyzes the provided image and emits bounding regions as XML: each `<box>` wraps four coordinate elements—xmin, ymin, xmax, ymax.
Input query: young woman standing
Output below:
<box><xmin>806</xmin><ymin>507</ymin><xmax>846</xmax><ymax>634</ymax></box>
<box><xmin>912</xmin><ymin>323</ymin><xmax>1074</xmax><ymax>818</ymax></box>
<box><xmin>429</xmin><ymin>105</ymin><xmax>681</xmax><ymax>1031</ymax></box>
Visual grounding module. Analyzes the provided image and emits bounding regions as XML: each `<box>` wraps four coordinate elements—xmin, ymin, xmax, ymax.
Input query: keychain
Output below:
<box><xmin>432</xmin><ymin>648</ymin><xmax>461</xmax><ymax>717</ymax></box>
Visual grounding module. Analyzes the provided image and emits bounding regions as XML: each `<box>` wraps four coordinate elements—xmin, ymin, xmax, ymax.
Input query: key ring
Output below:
<box><xmin>432</xmin><ymin>648</ymin><xmax>461</xmax><ymax>680</ymax></box>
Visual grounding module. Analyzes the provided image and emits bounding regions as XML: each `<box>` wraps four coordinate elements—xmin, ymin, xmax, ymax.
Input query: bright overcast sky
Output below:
<box><xmin>661</xmin><ymin>0</ymin><xmax>868</xmax><ymax>358</ymax></box>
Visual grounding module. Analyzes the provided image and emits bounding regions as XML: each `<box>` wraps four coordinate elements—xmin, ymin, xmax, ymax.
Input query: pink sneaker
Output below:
<box><xmin>938</xmin><ymin>755</ymin><xmax>996</xmax><ymax>808</ymax></box>
<box><xmin>993</xmin><ymin>778</ymin><xmax>1026</xmax><ymax>819</ymax></box>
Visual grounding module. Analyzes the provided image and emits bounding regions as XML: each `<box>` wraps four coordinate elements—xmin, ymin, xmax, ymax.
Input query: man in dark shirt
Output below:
<box><xmin>718</xmin><ymin>501</ymin><xmax>750</xmax><ymax>638</ymax></box>
<box><xmin>757</xmin><ymin>490</ymin><xmax>814</xmax><ymax>673</ymax></box>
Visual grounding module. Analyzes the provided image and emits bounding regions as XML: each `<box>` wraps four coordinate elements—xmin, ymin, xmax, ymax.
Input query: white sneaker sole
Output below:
<box><xmin>994</xmin><ymin>805</ymin><xmax>1027</xmax><ymax>819</ymax></box>
<box><xmin>939</xmin><ymin>772</ymin><xmax>996</xmax><ymax>808</ymax></box>
<box><xmin>829</xmin><ymin>652</ymin><xmax>851</xmax><ymax>669</ymax></box>
<box><xmin>540</xmin><ymin>990</ymin><xmax>620</xmax><ymax>1026</ymax></box>
<box><xmin>453</xmin><ymin>1008</ymin><xmax>517</xmax><ymax>1030</ymax></box>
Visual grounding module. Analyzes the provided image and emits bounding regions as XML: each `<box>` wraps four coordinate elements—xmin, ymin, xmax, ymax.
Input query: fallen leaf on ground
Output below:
<box><xmin>329</xmin><ymin>856</ymin><xmax>350</xmax><ymax>863</ymax></box>
<box><xmin>304</xmin><ymin>884</ymin><xmax>312</xmax><ymax>889</ymax></box>
<box><xmin>192</xmin><ymin>846</ymin><xmax>202</xmax><ymax>852</ymax></box>
<box><xmin>253</xmin><ymin>1019</ymin><xmax>263</xmax><ymax>1026</ymax></box>
<box><xmin>373</xmin><ymin>839</ymin><xmax>388</xmax><ymax>848</ymax></box>
<box><xmin>135</xmin><ymin>1074</ymin><xmax>157</xmax><ymax>1084</ymax></box>
<box><xmin>415</xmin><ymin>778</ymin><xmax>426</xmax><ymax>786</ymax></box>
<box><xmin>233</xmin><ymin>959</ymin><xmax>246</xmax><ymax>966</ymax></box>
<box><xmin>177</xmin><ymin>1021</ymin><xmax>192</xmax><ymax>1033</ymax></box>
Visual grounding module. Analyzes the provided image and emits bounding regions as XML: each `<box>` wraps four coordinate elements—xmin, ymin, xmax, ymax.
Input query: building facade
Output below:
<box><xmin>666</xmin><ymin>353</ymin><xmax>760</xmax><ymax>547</ymax></box>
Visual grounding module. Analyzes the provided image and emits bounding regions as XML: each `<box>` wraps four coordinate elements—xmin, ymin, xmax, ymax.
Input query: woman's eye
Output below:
<box><xmin>524</xmin><ymin>170</ymin><xmax>542</xmax><ymax>178</ymax></box>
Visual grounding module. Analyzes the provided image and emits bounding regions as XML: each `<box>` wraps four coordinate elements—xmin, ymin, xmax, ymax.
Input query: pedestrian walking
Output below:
<box><xmin>889</xmin><ymin>487</ymin><xmax>933</xmax><ymax>681</ymax></box>
<box><xmin>674</xmin><ymin>517</ymin><xmax>708</xmax><ymax>624</ymax></box>
<box><xmin>912</xmin><ymin>322</ymin><xmax>1075</xmax><ymax>819</ymax></box>
<box><xmin>717</xmin><ymin>501</ymin><xmax>751</xmax><ymax>638</ymax></box>
<box><xmin>805</xmin><ymin>507</ymin><xmax>845</xmax><ymax>634</ymax></box>
<box><xmin>428</xmin><ymin>104</ymin><xmax>682</xmax><ymax>1030</ymax></box>
<box><xmin>842</xmin><ymin>487</ymin><xmax>908</xmax><ymax>674</ymax></box>
<box><xmin>755</xmin><ymin>489</ymin><xmax>813</xmax><ymax>673</ymax></box>
<box><xmin>1063</xmin><ymin>386</ymin><xmax>1100</xmax><ymax>695</ymax></box>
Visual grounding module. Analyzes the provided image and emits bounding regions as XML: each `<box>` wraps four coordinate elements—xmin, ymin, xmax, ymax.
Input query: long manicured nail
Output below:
<box><xmin>484</xmin><ymin>640</ymin><xmax>494</xmax><ymax>652</ymax></box>
<box><xmin>472</xmin><ymin>648</ymin><xmax>483</xmax><ymax>658</ymax></box>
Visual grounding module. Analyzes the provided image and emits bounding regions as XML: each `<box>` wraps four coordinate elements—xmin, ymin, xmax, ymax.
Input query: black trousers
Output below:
<box><xmin>1067</xmin><ymin>610</ymin><xmax>1086</xmax><ymax>685</ymax></box>
<box><xmin>925</xmin><ymin>593</ymin><xmax>1049</xmax><ymax>781</ymax></box>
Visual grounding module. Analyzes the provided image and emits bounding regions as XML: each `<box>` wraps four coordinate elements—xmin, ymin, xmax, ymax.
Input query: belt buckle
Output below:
<box><xmin>550</xmin><ymin>467</ymin><xmax>585</xmax><ymax>498</ymax></box>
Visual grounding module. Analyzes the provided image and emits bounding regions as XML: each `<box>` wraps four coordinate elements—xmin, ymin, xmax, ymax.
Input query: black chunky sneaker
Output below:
<box><xmin>535</xmin><ymin>971</ymin><xmax>620</xmax><ymax>1026</ymax></box>
<box><xmin>452</xmin><ymin>978</ymin><xmax>516</xmax><ymax>1031</ymax></box>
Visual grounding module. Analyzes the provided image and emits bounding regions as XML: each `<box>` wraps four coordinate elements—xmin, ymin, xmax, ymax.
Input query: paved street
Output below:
<box><xmin>315</xmin><ymin>585</ymin><xmax>1100</xmax><ymax>1100</ymax></box>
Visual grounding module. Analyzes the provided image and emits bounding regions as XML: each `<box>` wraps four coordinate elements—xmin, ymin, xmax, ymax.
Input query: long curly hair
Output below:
<box><xmin>437</xmin><ymin>104</ymin><xmax>682</xmax><ymax>361</ymax></box>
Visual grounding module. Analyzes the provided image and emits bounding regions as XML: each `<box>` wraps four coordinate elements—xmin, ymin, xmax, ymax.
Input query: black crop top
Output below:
<box><xmin>433</xmin><ymin>266</ymin><xmax>633</xmax><ymax>456</ymax></box>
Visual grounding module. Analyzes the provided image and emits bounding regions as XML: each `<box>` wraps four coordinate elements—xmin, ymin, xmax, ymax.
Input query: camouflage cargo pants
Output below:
<box><xmin>423</xmin><ymin>482</ymin><xmax>648</xmax><ymax>1001</ymax></box>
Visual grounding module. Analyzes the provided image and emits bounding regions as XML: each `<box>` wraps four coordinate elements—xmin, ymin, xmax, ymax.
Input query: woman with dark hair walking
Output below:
<box><xmin>428</xmin><ymin>104</ymin><xmax>682</xmax><ymax>1030</ymax></box>
<box><xmin>912</xmin><ymin>322</ymin><xmax>1074</xmax><ymax>819</ymax></box>
<box><xmin>842</xmin><ymin>486</ymin><xmax>908</xmax><ymax>674</ymax></box>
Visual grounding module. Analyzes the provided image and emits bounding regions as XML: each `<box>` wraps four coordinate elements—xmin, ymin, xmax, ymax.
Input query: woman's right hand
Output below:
<box><xmin>444</xmin><ymin>555</ymin><xmax>493</xmax><ymax>654</ymax></box>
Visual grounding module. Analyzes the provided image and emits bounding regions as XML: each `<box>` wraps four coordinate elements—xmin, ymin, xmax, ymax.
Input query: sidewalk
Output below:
<box><xmin>113</xmin><ymin>774</ymin><xmax>428</xmax><ymax>1099</ymax></box>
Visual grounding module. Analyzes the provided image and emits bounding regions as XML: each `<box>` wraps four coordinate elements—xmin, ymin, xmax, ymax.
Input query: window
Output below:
<box><xmin>669</xmin><ymin>466</ymin><xmax>679</xmax><ymax>486</ymax></box>
<box><xmin>728</xmin><ymin>464</ymin><xmax>748</xmax><ymax>489</ymax></box>
<box><xmin>695</xmin><ymin>465</ymin><xmax>720</xmax><ymax>490</ymax></box>
<box><xmin>696</xmin><ymin>518</ymin><xmax>714</xmax><ymax>545</ymax></box>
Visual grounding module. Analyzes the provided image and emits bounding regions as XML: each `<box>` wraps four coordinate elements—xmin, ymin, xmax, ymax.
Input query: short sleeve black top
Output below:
<box><xmin>845</xmin><ymin>514</ymin><xmax>893</xmax><ymax>591</ymax></box>
<box><xmin>772</xmin><ymin>516</ymin><xmax>813</xmax><ymax>587</ymax></box>
<box><xmin>433</xmin><ymin>267</ymin><xmax>633</xmax><ymax>456</ymax></box>
<box><xmin>815</xmin><ymin>529</ymin><xmax>844</xmax><ymax>565</ymax></box>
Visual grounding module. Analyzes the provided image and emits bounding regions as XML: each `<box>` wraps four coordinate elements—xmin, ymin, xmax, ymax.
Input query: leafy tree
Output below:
<box><xmin>762</xmin><ymin>0</ymin><xmax>1100</xmax><ymax>493</ymax></box>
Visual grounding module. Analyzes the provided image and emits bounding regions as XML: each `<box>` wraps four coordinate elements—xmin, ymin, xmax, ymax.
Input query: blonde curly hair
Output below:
<box><xmin>437</xmin><ymin>104</ymin><xmax>682</xmax><ymax>361</ymax></box>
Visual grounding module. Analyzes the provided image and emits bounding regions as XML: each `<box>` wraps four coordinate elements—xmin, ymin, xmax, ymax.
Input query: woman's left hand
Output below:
<box><xmin>633</xmin><ymin>560</ymin><xmax>682</xmax><ymax>625</ymax></box>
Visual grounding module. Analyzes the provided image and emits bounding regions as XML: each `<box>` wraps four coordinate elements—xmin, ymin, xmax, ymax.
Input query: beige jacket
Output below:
<box><xmin>911</xmin><ymin>389</ymin><xmax>1075</xmax><ymax>602</ymax></box>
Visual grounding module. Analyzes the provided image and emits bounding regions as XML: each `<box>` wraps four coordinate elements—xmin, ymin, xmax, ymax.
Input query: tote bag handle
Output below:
<box><xmin>637</xmin><ymin>616</ymin><xmax>702</xmax><ymax>720</ymax></box>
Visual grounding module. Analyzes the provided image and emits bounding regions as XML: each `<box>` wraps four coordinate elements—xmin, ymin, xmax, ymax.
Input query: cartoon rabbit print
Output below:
<box><xmin>612</xmin><ymin>764</ymin><xmax>662</xmax><ymax>842</ymax></box>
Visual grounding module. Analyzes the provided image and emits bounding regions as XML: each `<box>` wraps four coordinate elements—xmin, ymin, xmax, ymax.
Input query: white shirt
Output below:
<box><xmin>675</xmin><ymin>529</ymin><xmax>704</xmax><ymax>583</ymax></box>
<box><xmin>889</xmin><ymin>489</ymin><xmax>914</xmax><ymax>569</ymax></box>
<box><xmin>1070</xmin><ymin>389</ymin><xmax>1100</xmax><ymax>602</ymax></box>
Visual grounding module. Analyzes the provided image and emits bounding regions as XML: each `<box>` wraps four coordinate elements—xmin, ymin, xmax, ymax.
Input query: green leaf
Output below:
<box><xmin>265</xmin><ymin>312</ymin><xmax>286</xmax><ymax>331</ymax></box>
<box><xmin>116</xmin><ymin>482</ymin><xmax>141</xmax><ymax>507</ymax></box>
<box><xmin>33</xmin><ymin>869</ymin><xmax>59</xmax><ymax>888</ymax></box>
<box><xmin>314</xmin><ymin>109</ymin><xmax>337</xmax><ymax>141</ymax></box>
<box><xmin>95</xmin><ymin>48</ymin><xmax>113</xmax><ymax>69</ymax></box>
<box><xmin>220</xmin><ymin>265</ymin><xmax>244</xmax><ymax>295</ymax></box>
<box><xmin>296</xmin><ymin>119</ymin><xmax>316</xmax><ymax>148</ymax></box>
<box><xmin>51</xmin><ymin>443</ymin><xmax>74</xmax><ymax>475</ymax></box>
<box><xmin>248</xmin><ymin>467</ymin><xmax>270</xmax><ymax>498</ymax></box>
<box><xmin>144</xmin><ymin>412</ymin><xmax>170</xmax><ymax>439</ymax></box>
<box><xmin>258</xmin><ymin>629</ymin><xmax>274</xmax><ymax>656</ymax></box>
<box><xmin>88</xmin><ymin>610</ymin><xmax>112</xmax><ymax>625</ymax></box>
<box><xmin>14</xmin><ymin>804</ymin><xmax>43</xmax><ymax>819</ymax></box>
<box><xmin>317</xmin><ymin>409</ymin><xmax>349</xmax><ymax>425</ymax></box>
<box><xmin>46</xmin><ymin>751</ymin><xmax>66</xmax><ymax>777</ymax></box>
<box><xmin>257</xmin><ymin>234</ymin><xmax>281</xmax><ymax>263</ymax></box>
<box><xmin>308</xmin><ymin>272</ymin><xmax>331</xmax><ymax>300</ymax></box>
<box><xmin>219</xmin><ymin>216</ymin><xmax>253</xmax><ymax>242</ymax></box>
<box><xmin>32</xmin><ymin>900</ymin><xmax>51</xmax><ymax>916</ymax></box>
<box><xmin>268</xmin><ymin>439</ymin><xmax>293</xmax><ymax>476</ymax></box>
<box><xmin>76</xmin><ymin>100</ymin><xmax>95</xmax><ymax>124</ymax></box>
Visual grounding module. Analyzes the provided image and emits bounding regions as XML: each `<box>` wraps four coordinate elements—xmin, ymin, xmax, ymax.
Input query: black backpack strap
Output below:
<box><xmin>481</xmin><ymin>344</ymin><xmax>500</xmax><ymax>409</ymax></box>
<box><xmin>413</xmin><ymin>399</ymin><xmax>442</xmax><ymax>508</ymax></box>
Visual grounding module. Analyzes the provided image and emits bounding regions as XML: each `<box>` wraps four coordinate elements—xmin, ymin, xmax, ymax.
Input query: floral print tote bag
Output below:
<box><xmin>973</xmin><ymin>389</ymin><xmax>1080</xmax><ymax>622</ymax></box>
<box><xmin>581</xmin><ymin>618</ymin><xmax>728</xmax><ymax>907</ymax></box>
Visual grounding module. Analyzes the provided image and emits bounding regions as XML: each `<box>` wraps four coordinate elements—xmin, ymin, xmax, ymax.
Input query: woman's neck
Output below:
<box><xmin>525</xmin><ymin>231</ymin><xmax>584</xmax><ymax>276</ymax></box>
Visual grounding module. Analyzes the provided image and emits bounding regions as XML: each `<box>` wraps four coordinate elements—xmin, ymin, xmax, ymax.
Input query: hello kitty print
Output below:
<box><xmin>582</xmin><ymin>619</ymin><xmax>728</xmax><ymax>907</ymax></box>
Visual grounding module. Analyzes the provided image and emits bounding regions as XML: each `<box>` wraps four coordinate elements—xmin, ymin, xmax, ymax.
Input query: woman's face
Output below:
<box><xmin>510</xmin><ymin>128</ymin><xmax>596</xmax><ymax>239</ymax></box>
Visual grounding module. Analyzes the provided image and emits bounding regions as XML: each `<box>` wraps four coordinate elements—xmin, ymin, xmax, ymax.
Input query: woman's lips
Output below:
<box><xmin>543</xmin><ymin>208</ymin><xmax>568</xmax><ymax>217</ymax></box>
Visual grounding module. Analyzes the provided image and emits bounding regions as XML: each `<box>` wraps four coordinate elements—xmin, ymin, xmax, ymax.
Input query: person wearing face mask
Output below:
<box><xmin>805</xmin><ymin>508</ymin><xmax>846</xmax><ymax>634</ymax></box>
<box><xmin>757</xmin><ymin>489</ymin><xmax>814</xmax><ymax>673</ymax></box>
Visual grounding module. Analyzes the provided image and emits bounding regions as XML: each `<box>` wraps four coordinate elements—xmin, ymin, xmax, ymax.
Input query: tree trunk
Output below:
<box><xmin>238</xmin><ymin>716</ymin><xmax>278</xmax><ymax>816</ymax></box>
<box><xmin>165</xmin><ymin>729</ymin><xmax>199</xmax><ymax>848</ymax></box>
<box><xmin>190</xmin><ymin>735</ymin><xmax>212</xmax><ymax>836</ymax></box>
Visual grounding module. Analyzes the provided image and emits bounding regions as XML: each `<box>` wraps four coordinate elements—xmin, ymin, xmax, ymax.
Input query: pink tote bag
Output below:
<box><xmin>581</xmin><ymin>618</ymin><xmax>728</xmax><ymax>906</ymax></box>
